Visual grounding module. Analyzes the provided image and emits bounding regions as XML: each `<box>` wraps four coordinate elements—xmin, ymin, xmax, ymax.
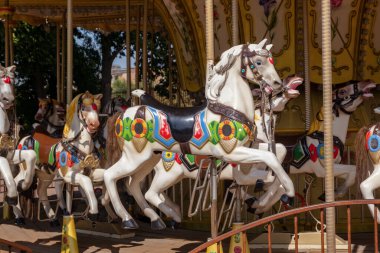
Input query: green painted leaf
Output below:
<box><xmin>208</xmin><ymin>121</ymin><xmax>220</xmax><ymax>145</ymax></box>
<box><xmin>146</xmin><ymin>120</ymin><xmax>154</xmax><ymax>143</ymax></box>
<box><xmin>122</xmin><ymin>118</ymin><xmax>133</xmax><ymax>141</ymax></box>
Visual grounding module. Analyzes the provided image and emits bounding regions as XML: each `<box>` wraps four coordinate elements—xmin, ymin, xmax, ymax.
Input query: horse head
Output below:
<box><xmin>63</xmin><ymin>91</ymin><xmax>102</xmax><ymax>138</ymax></box>
<box><xmin>333</xmin><ymin>80</ymin><xmax>377</xmax><ymax>114</ymax></box>
<box><xmin>207</xmin><ymin>39</ymin><xmax>282</xmax><ymax>101</ymax></box>
<box><xmin>0</xmin><ymin>64</ymin><xmax>16</xmax><ymax>110</ymax></box>
<box><xmin>104</xmin><ymin>96</ymin><xmax>129</xmax><ymax>115</ymax></box>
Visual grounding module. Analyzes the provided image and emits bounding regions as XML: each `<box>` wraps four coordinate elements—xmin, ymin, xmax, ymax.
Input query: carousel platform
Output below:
<box><xmin>0</xmin><ymin>217</ymin><xmax>378</xmax><ymax>253</ymax></box>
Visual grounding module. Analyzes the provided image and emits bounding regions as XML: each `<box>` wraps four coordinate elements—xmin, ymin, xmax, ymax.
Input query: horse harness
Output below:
<box><xmin>332</xmin><ymin>81</ymin><xmax>363</xmax><ymax>116</ymax></box>
<box><xmin>367</xmin><ymin>123</ymin><xmax>380</xmax><ymax>153</ymax></box>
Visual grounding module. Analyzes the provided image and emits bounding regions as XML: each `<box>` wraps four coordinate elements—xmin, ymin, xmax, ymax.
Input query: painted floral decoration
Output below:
<box><xmin>259</xmin><ymin>0</ymin><xmax>277</xmax><ymax>17</ymax></box>
<box><xmin>330</xmin><ymin>0</ymin><xmax>343</xmax><ymax>8</ymax></box>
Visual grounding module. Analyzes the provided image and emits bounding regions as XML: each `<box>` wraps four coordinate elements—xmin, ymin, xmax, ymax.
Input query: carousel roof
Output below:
<box><xmin>2</xmin><ymin>0</ymin><xmax>380</xmax><ymax>133</ymax></box>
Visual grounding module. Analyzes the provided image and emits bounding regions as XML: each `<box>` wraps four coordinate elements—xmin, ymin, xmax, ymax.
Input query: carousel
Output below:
<box><xmin>0</xmin><ymin>0</ymin><xmax>380</xmax><ymax>252</ymax></box>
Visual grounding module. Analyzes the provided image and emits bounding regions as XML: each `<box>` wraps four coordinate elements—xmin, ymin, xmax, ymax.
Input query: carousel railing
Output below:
<box><xmin>189</xmin><ymin>199</ymin><xmax>380</xmax><ymax>253</ymax></box>
<box><xmin>0</xmin><ymin>238</ymin><xmax>32</xmax><ymax>253</ymax></box>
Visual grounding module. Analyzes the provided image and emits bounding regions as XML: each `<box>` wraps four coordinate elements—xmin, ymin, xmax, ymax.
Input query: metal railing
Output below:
<box><xmin>190</xmin><ymin>199</ymin><xmax>380</xmax><ymax>253</ymax></box>
<box><xmin>0</xmin><ymin>238</ymin><xmax>32</xmax><ymax>253</ymax></box>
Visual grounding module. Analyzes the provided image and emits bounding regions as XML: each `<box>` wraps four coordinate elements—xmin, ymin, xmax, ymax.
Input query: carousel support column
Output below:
<box><xmin>61</xmin><ymin>16</ymin><xmax>66</xmax><ymax>102</ymax></box>
<box><xmin>66</xmin><ymin>0</ymin><xmax>73</xmax><ymax>104</ymax></box>
<box><xmin>3</xmin><ymin>0</ymin><xmax>9</xmax><ymax>67</ymax></box>
<box><xmin>321</xmin><ymin>0</ymin><xmax>336</xmax><ymax>252</ymax></box>
<box><xmin>9</xmin><ymin>22</ymin><xmax>14</xmax><ymax>65</ymax></box>
<box><xmin>126</xmin><ymin>0</ymin><xmax>131</xmax><ymax>99</ymax></box>
<box><xmin>142</xmin><ymin>0</ymin><xmax>148</xmax><ymax>92</ymax></box>
<box><xmin>56</xmin><ymin>25</ymin><xmax>61</xmax><ymax>102</ymax></box>
<box><xmin>303</xmin><ymin>0</ymin><xmax>311</xmax><ymax>131</ymax></box>
<box><xmin>135</xmin><ymin>6</ymin><xmax>141</xmax><ymax>91</ymax></box>
<box><xmin>169</xmin><ymin>46</ymin><xmax>173</xmax><ymax>105</ymax></box>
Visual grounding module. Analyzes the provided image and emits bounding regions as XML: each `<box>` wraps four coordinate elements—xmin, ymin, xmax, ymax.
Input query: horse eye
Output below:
<box><xmin>256</xmin><ymin>60</ymin><xmax>262</xmax><ymax>66</ymax></box>
<box><xmin>339</xmin><ymin>90</ymin><xmax>346</xmax><ymax>95</ymax></box>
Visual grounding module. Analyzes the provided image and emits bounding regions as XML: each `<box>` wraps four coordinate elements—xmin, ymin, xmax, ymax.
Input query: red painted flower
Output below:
<box><xmin>330</xmin><ymin>0</ymin><xmax>342</xmax><ymax>8</ymax></box>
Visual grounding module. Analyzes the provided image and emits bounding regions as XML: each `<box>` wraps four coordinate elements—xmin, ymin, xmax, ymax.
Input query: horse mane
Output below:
<box><xmin>63</xmin><ymin>93</ymin><xmax>82</xmax><ymax>138</ymax></box>
<box><xmin>106</xmin><ymin>112</ymin><xmax>123</xmax><ymax>167</ymax></box>
<box><xmin>307</xmin><ymin>108</ymin><xmax>324</xmax><ymax>134</ymax></box>
<box><xmin>206</xmin><ymin>45</ymin><xmax>243</xmax><ymax>101</ymax></box>
<box><xmin>355</xmin><ymin>125</ymin><xmax>373</xmax><ymax>197</ymax></box>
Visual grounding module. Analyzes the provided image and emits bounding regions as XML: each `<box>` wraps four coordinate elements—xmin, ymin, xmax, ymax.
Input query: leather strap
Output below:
<box><xmin>208</xmin><ymin>102</ymin><xmax>255</xmax><ymax>133</ymax></box>
<box><xmin>309</xmin><ymin>131</ymin><xmax>345</xmax><ymax>156</ymax></box>
<box><xmin>179</xmin><ymin>142</ymin><xmax>192</xmax><ymax>155</ymax></box>
<box><xmin>61</xmin><ymin>141</ymin><xmax>88</xmax><ymax>161</ymax></box>
<box><xmin>135</xmin><ymin>106</ymin><xmax>146</xmax><ymax>119</ymax></box>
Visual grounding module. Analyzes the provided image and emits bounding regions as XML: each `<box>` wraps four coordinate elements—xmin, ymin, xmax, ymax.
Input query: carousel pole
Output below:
<box><xmin>321</xmin><ymin>0</ymin><xmax>336</xmax><ymax>252</ymax></box>
<box><xmin>9</xmin><ymin>22</ymin><xmax>13</xmax><ymax>65</ymax></box>
<box><xmin>142</xmin><ymin>0</ymin><xmax>148</xmax><ymax>92</ymax></box>
<box><xmin>66</xmin><ymin>0</ymin><xmax>73</xmax><ymax>104</ymax></box>
<box><xmin>3</xmin><ymin>0</ymin><xmax>9</xmax><ymax>67</ymax></box>
<box><xmin>135</xmin><ymin>6</ymin><xmax>141</xmax><ymax>90</ymax></box>
<box><xmin>61</xmin><ymin>13</ymin><xmax>66</xmax><ymax>103</ymax></box>
<box><xmin>56</xmin><ymin>24</ymin><xmax>61</xmax><ymax>102</ymax></box>
<box><xmin>205</xmin><ymin>0</ymin><xmax>222</xmax><ymax>252</ymax></box>
<box><xmin>126</xmin><ymin>0</ymin><xmax>131</xmax><ymax>99</ymax></box>
<box><xmin>303</xmin><ymin>0</ymin><xmax>311</xmax><ymax>131</ymax></box>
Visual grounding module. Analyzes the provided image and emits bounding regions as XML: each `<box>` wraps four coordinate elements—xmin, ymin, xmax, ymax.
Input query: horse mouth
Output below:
<box><xmin>285</xmin><ymin>76</ymin><xmax>303</xmax><ymax>98</ymax></box>
<box><xmin>362</xmin><ymin>83</ymin><xmax>376</xmax><ymax>98</ymax></box>
<box><xmin>87</xmin><ymin>126</ymin><xmax>98</xmax><ymax>134</ymax></box>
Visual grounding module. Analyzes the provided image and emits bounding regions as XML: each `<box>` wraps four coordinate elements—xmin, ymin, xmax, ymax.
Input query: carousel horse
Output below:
<box><xmin>16</xmin><ymin>98</ymin><xmax>66</xmax><ymax>225</ymax></box>
<box><xmin>18</xmin><ymin>92</ymin><xmax>118</xmax><ymax>224</ymax></box>
<box><xmin>33</xmin><ymin>98</ymin><xmax>66</xmax><ymax>137</ymax></box>
<box><xmin>0</xmin><ymin>65</ymin><xmax>37</xmax><ymax>221</ymax></box>
<box><xmin>104</xmin><ymin>39</ymin><xmax>295</xmax><ymax>230</ymax></box>
<box><xmin>128</xmin><ymin>75</ymin><xmax>303</xmax><ymax>223</ymax></box>
<box><xmin>249</xmin><ymin>80</ymin><xmax>377</xmax><ymax>214</ymax></box>
<box><xmin>355</xmin><ymin>106</ymin><xmax>380</xmax><ymax>223</ymax></box>
<box><xmin>0</xmin><ymin>64</ymin><xmax>19</xmax><ymax>207</ymax></box>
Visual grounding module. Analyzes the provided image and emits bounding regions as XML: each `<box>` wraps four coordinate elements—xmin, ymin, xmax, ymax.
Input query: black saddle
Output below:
<box><xmin>139</xmin><ymin>93</ymin><xmax>207</xmax><ymax>143</ymax></box>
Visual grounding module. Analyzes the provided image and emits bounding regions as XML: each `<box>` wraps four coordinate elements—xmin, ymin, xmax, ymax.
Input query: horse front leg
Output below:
<box><xmin>223</xmin><ymin>146</ymin><xmax>295</xmax><ymax>198</ymax></box>
<box><xmin>0</xmin><ymin>157</ymin><xmax>18</xmax><ymax>205</ymax></box>
<box><xmin>360</xmin><ymin>166</ymin><xmax>380</xmax><ymax>223</ymax></box>
<box><xmin>63</xmin><ymin>171</ymin><xmax>98</xmax><ymax>221</ymax></box>
<box><xmin>333</xmin><ymin>164</ymin><xmax>356</xmax><ymax>198</ymax></box>
<box><xmin>11</xmin><ymin>150</ymin><xmax>36</xmax><ymax>192</ymax></box>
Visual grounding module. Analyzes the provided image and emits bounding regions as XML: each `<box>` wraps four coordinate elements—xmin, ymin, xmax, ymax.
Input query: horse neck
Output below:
<box><xmin>66</xmin><ymin>117</ymin><xmax>94</xmax><ymax>155</ymax></box>
<box><xmin>217</xmin><ymin>69</ymin><xmax>255</xmax><ymax>122</ymax></box>
<box><xmin>0</xmin><ymin>107</ymin><xmax>10</xmax><ymax>134</ymax></box>
<box><xmin>332</xmin><ymin>109</ymin><xmax>350</xmax><ymax>144</ymax></box>
<box><xmin>46</xmin><ymin>114</ymin><xmax>63</xmax><ymax>135</ymax></box>
<box><xmin>272</xmin><ymin>96</ymin><xmax>290</xmax><ymax>112</ymax></box>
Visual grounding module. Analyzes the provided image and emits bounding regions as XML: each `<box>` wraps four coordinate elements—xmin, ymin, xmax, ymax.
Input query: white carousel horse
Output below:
<box><xmin>104</xmin><ymin>39</ymin><xmax>295</xmax><ymax>230</ymax></box>
<box><xmin>250</xmin><ymin>80</ymin><xmax>377</xmax><ymax>214</ymax></box>
<box><xmin>0</xmin><ymin>64</ymin><xmax>19</xmax><ymax>207</ymax></box>
<box><xmin>0</xmin><ymin>65</ymin><xmax>37</xmax><ymax>220</ymax></box>
<box><xmin>355</xmin><ymin>106</ymin><xmax>380</xmax><ymax>223</ymax></box>
<box><xmin>129</xmin><ymin>75</ymin><xmax>303</xmax><ymax>223</ymax></box>
<box><xmin>18</xmin><ymin>92</ymin><xmax>118</xmax><ymax>224</ymax></box>
<box><xmin>16</xmin><ymin>98</ymin><xmax>67</xmax><ymax>225</ymax></box>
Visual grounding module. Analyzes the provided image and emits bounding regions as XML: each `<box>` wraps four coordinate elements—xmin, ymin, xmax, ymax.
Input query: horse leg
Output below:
<box><xmin>0</xmin><ymin>157</ymin><xmax>18</xmax><ymax>205</ymax></box>
<box><xmin>145</xmin><ymin>163</ymin><xmax>183</xmax><ymax>223</ymax></box>
<box><xmin>104</xmin><ymin>151</ymin><xmax>159</xmax><ymax>229</ymax></box>
<box><xmin>54</xmin><ymin>178</ymin><xmax>68</xmax><ymax>214</ymax></box>
<box><xmin>127</xmin><ymin>157</ymin><xmax>166</xmax><ymax>230</ymax></box>
<box><xmin>222</xmin><ymin>147</ymin><xmax>294</xmax><ymax>197</ymax></box>
<box><xmin>91</xmin><ymin>168</ymin><xmax>118</xmax><ymax>222</ymax></box>
<box><xmin>333</xmin><ymin>164</ymin><xmax>356</xmax><ymax>197</ymax></box>
<box><xmin>254</xmin><ymin>179</ymin><xmax>286</xmax><ymax>214</ymax></box>
<box><xmin>63</xmin><ymin>171</ymin><xmax>98</xmax><ymax>221</ymax></box>
<box><xmin>12</xmin><ymin>201</ymin><xmax>26</xmax><ymax>225</ymax></box>
<box><xmin>10</xmin><ymin>150</ymin><xmax>36</xmax><ymax>192</ymax></box>
<box><xmin>360</xmin><ymin>166</ymin><xmax>380</xmax><ymax>223</ymax></box>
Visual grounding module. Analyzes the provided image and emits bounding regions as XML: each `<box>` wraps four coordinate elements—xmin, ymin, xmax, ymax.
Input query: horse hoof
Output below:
<box><xmin>62</xmin><ymin>208</ymin><xmax>70</xmax><ymax>216</ymax></box>
<box><xmin>256</xmin><ymin>213</ymin><xmax>264</xmax><ymax>219</ymax></box>
<box><xmin>151</xmin><ymin>219</ymin><xmax>166</xmax><ymax>230</ymax></box>
<box><xmin>14</xmin><ymin>218</ymin><xmax>26</xmax><ymax>226</ymax></box>
<box><xmin>280</xmin><ymin>194</ymin><xmax>293</xmax><ymax>205</ymax></box>
<box><xmin>122</xmin><ymin>219</ymin><xmax>139</xmax><ymax>230</ymax></box>
<box><xmin>318</xmin><ymin>192</ymin><xmax>326</xmax><ymax>202</ymax></box>
<box><xmin>169</xmin><ymin>220</ymin><xmax>180</xmax><ymax>230</ymax></box>
<box><xmin>254</xmin><ymin>180</ymin><xmax>265</xmax><ymax>192</ymax></box>
<box><xmin>88</xmin><ymin>213</ymin><xmax>98</xmax><ymax>222</ymax></box>
<box><xmin>17</xmin><ymin>180</ymin><xmax>25</xmax><ymax>192</ymax></box>
<box><xmin>246</xmin><ymin>207</ymin><xmax>257</xmax><ymax>214</ymax></box>
<box><xmin>245</xmin><ymin>197</ymin><xmax>257</xmax><ymax>207</ymax></box>
<box><xmin>5</xmin><ymin>196</ymin><xmax>18</xmax><ymax>206</ymax></box>
<box><xmin>50</xmin><ymin>219</ymin><xmax>60</xmax><ymax>227</ymax></box>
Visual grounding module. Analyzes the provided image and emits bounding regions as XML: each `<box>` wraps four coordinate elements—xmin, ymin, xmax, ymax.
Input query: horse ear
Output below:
<box><xmin>257</xmin><ymin>39</ymin><xmax>267</xmax><ymax>50</ymax></box>
<box><xmin>8</xmin><ymin>65</ymin><xmax>16</xmax><ymax>73</ymax></box>
<box><xmin>265</xmin><ymin>44</ymin><xmax>273</xmax><ymax>51</ymax></box>
<box><xmin>94</xmin><ymin>94</ymin><xmax>103</xmax><ymax>100</ymax></box>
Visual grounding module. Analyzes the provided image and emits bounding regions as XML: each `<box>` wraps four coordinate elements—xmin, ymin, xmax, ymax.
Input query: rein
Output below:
<box><xmin>332</xmin><ymin>82</ymin><xmax>362</xmax><ymax>116</ymax></box>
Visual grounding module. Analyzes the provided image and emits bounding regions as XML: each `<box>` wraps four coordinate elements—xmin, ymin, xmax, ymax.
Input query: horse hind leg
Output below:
<box><xmin>333</xmin><ymin>164</ymin><xmax>356</xmax><ymax>198</ymax></box>
<box><xmin>0</xmin><ymin>157</ymin><xmax>18</xmax><ymax>204</ymax></box>
<box><xmin>127</xmin><ymin>156</ymin><xmax>166</xmax><ymax>230</ymax></box>
<box><xmin>12</xmin><ymin>150</ymin><xmax>36</xmax><ymax>192</ymax></box>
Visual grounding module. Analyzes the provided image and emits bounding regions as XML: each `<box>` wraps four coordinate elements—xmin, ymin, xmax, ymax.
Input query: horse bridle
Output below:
<box><xmin>332</xmin><ymin>81</ymin><xmax>362</xmax><ymax>116</ymax></box>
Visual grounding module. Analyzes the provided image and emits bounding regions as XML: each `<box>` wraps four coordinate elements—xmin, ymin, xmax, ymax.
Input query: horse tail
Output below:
<box><xmin>354</xmin><ymin>125</ymin><xmax>372</xmax><ymax>196</ymax></box>
<box><xmin>106</xmin><ymin>112</ymin><xmax>123</xmax><ymax>168</ymax></box>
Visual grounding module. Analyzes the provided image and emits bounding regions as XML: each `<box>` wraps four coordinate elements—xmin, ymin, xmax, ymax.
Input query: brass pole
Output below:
<box><xmin>4</xmin><ymin>0</ymin><xmax>9</xmax><ymax>67</ymax></box>
<box><xmin>142</xmin><ymin>0</ymin><xmax>148</xmax><ymax>91</ymax></box>
<box><xmin>9</xmin><ymin>23</ymin><xmax>14</xmax><ymax>65</ymax></box>
<box><xmin>321</xmin><ymin>0</ymin><xmax>336</xmax><ymax>251</ymax></box>
<box><xmin>205</xmin><ymin>0</ymin><xmax>216</xmax><ymax>239</ymax></box>
<box><xmin>303</xmin><ymin>0</ymin><xmax>311</xmax><ymax>131</ymax></box>
<box><xmin>126</xmin><ymin>0</ymin><xmax>131</xmax><ymax>98</ymax></box>
<box><xmin>66</xmin><ymin>0</ymin><xmax>73</xmax><ymax>104</ymax></box>
<box><xmin>56</xmin><ymin>25</ymin><xmax>61</xmax><ymax>101</ymax></box>
<box><xmin>61</xmin><ymin>22</ymin><xmax>66</xmax><ymax>103</ymax></box>
<box><xmin>135</xmin><ymin>6</ymin><xmax>141</xmax><ymax>90</ymax></box>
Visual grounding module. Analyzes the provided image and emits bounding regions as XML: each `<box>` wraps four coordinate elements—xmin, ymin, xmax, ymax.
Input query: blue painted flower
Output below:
<box><xmin>259</xmin><ymin>0</ymin><xmax>277</xmax><ymax>17</ymax></box>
